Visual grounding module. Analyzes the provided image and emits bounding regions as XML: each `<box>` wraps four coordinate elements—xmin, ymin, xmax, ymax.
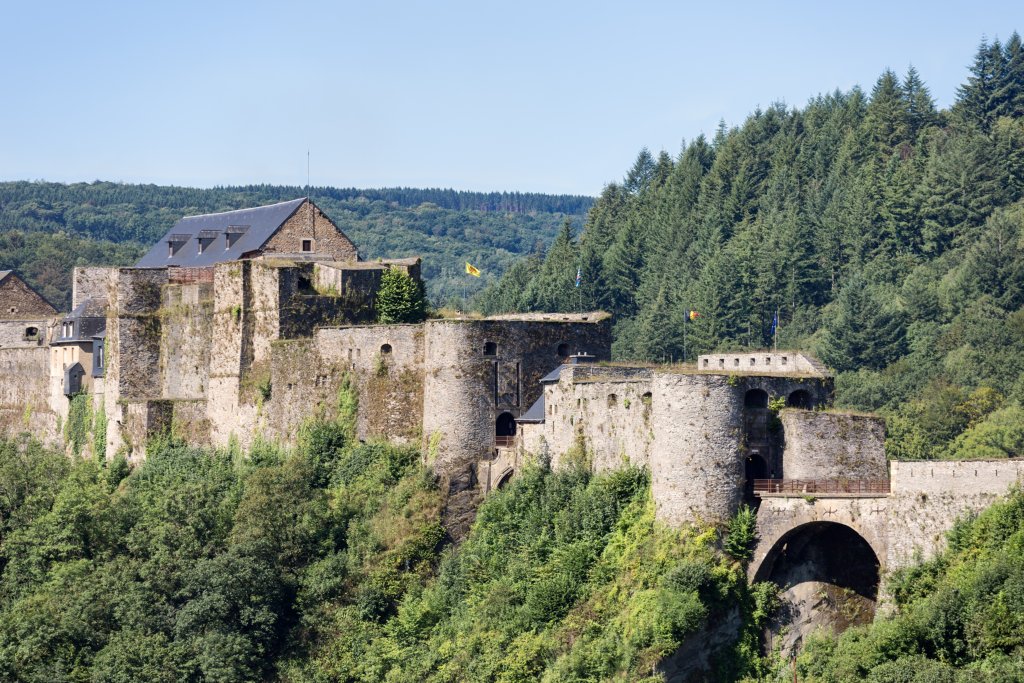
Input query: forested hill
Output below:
<box><xmin>479</xmin><ymin>33</ymin><xmax>1024</xmax><ymax>462</ymax></box>
<box><xmin>0</xmin><ymin>182</ymin><xmax>592</xmax><ymax>309</ymax></box>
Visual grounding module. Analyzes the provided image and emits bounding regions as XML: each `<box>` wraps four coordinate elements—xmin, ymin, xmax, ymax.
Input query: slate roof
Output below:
<box><xmin>135</xmin><ymin>198</ymin><xmax>307</xmax><ymax>268</ymax></box>
<box><xmin>539</xmin><ymin>365</ymin><xmax>568</xmax><ymax>384</ymax></box>
<box><xmin>0</xmin><ymin>270</ymin><xmax>11</xmax><ymax>282</ymax></box>
<box><xmin>516</xmin><ymin>395</ymin><xmax>545</xmax><ymax>423</ymax></box>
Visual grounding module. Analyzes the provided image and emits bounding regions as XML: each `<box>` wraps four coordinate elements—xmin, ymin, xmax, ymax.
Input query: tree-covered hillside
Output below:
<box><xmin>478</xmin><ymin>33</ymin><xmax>1024</xmax><ymax>461</ymax></box>
<box><xmin>0</xmin><ymin>182</ymin><xmax>592</xmax><ymax>309</ymax></box>
<box><xmin>0</xmin><ymin>424</ymin><xmax>777</xmax><ymax>682</ymax></box>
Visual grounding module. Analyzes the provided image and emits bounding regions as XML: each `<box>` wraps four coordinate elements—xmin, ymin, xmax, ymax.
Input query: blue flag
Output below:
<box><xmin>770</xmin><ymin>311</ymin><xmax>778</xmax><ymax>336</ymax></box>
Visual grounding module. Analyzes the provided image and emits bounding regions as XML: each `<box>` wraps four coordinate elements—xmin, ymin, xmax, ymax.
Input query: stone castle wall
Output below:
<box><xmin>697</xmin><ymin>351</ymin><xmax>825</xmax><ymax>376</ymax></box>
<box><xmin>72</xmin><ymin>267</ymin><xmax>113</xmax><ymax>309</ymax></box>
<box><xmin>0</xmin><ymin>320</ymin><xmax>50</xmax><ymax>349</ymax></box>
<box><xmin>421</xmin><ymin>318</ymin><xmax>612</xmax><ymax>477</ymax></box>
<box><xmin>261</xmin><ymin>200</ymin><xmax>358</xmax><ymax>262</ymax></box>
<box><xmin>0</xmin><ymin>346</ymin><xmax>56</xmax><ymax>439</ymax></box>
<box><xmin>650</xmin><ymin>373</ymin><xmax>745</xmax><ymax>525</ymax></box>
<box><xmin>885</xmin><ymin>459</ymin><xmax>1024</xmax><ymax>569</ymax></box>
<box><xmin>781</xmin><ymin>410</ymin><xmax>887</xmax><ymax>480</ymax></box>
<box><xmin>537</xmin><ymin>366</ymin><xmax>655</xmax><ymax>472</ymax></box>
<box><xmin>0</xmin><ymin>273</ymin><xmax>56</xmax><ymax>318</ymax></box>
<box><xmin>160</xmin><ymin>282</ymin><xmax>214</xmax><ymax>400</ymax></box>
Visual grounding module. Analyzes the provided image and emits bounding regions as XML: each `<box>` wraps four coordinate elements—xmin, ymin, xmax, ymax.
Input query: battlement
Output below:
<box><xmin>696</xmin><ymin>350</ymin><xmax>830</xmax><ymax>377</ymax></box>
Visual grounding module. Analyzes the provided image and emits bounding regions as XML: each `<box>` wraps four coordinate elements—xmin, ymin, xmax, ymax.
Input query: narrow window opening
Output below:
<box><xmin>301</xmin><ymin>239</ymin><xmax>313</xmax><ymax>253</ymax></box>
<box><xmin>607</xmin><ymin>393</ymin><xmax>617</xmax><ymax>408</ymax></box>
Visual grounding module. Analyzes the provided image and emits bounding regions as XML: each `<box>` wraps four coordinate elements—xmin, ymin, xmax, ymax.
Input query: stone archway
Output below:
<box><xmin>495</xmin><ymin>412</ymin><xmax>516</xmax><ymax>437</ymax></box>
<box><xmin>753</xmin><ymin>520</ymin><xmax>881</xmax><ymax>655</ymax></box>
<box><xmin>787</xmin><ymin>389</ymin><xmax>812</xmax><ymax>409</ymax></box>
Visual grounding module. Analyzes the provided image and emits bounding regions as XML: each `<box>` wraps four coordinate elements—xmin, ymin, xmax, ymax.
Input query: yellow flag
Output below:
<box><xmin>465</xmin><ymin>262</ymin><xmax>481</xmax><ymax>277</ymax></box>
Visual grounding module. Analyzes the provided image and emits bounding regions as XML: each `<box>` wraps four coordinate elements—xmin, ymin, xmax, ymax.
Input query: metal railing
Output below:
<box><xmin>495</xmin><ymin>435</ymin><xmax>517</xmax><ymax>448</ymax></box>
<box><xmin>753</xmin><ymin>478</ymin><xmax>890</xmax><ymax>496</ymax></box>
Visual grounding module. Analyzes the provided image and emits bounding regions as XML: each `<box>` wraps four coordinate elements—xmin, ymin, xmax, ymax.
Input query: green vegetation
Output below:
<box><xmin>376</xmin><ymin>267</ymin><xmax>428</xmax><ymax>323</ymax></box>
<box><xmin>478</xmin><ymin>32</ymin><xmax>1024</xmax><ymax>461</ymax></box>
<box><xmin>0</xmin><ymin>432</ymin><xmax>787</xmax><ymax>681</ymax></box>
<box><xmin>0</xmin><ymin>183</ymin><xmax>590</xmax><ymax>310</ymax></box>
<box><xmin>795</xmin><ymin>487</ymin><xmax>1024</xmax><ymax>681</ymax></box>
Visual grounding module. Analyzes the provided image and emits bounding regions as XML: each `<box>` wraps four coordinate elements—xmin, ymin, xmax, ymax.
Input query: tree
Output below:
<box><xmin>376</xmin><ymin>268</ymin><xmax>427</xmax><ymax>323</ymax></box>
<box><xmin>818</xmin><ymin>274</ymin><xmax>907</xmax><ymax>372</ymax></box>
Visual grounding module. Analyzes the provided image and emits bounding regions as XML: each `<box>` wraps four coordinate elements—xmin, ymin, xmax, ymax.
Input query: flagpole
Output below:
<box><xmin>774</xmin><ymin>308</ymin><xmax>779</xmax><ymax>351</ymax></box>
<box><xmin>682</xmin><ymin>306</ymin><xmax>686</xmax><ymax>364</ymax></box>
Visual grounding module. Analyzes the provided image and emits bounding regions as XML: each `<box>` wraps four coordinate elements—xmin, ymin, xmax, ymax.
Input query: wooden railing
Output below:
<box><xmin>753</xmin><ymin>479</ymin><xmax>890</xmax><ymax>496</ymax></box>
<box><xmin>495</xmin><ymin>435</ymin><xmax>517</xmax><ymax>448</ymax></box>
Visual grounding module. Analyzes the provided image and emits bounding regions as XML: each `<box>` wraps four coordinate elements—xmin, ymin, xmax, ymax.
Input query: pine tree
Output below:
<box><xmin>996</xmin><ymin>32</ymin><xmax>1024</xmax><ymax>119</ymax></box>
<box><xmin>623</xmin><ymin>148</ymin><xmax>656</xmax><ymax>195</ymax></box>
<box><xmin>865</xmin><ymin>69</ymin><xmax>910</xmax><ymax>156</ymax></box>
<box><xmin>903</xmin><ymin>65</ymin><xmax>938</xmax><ymax>140</ymax></box>
<box><xmin>955</xmin><ymin>38</ymin><xmax>1006</xmax><ymax>130</ymax></box>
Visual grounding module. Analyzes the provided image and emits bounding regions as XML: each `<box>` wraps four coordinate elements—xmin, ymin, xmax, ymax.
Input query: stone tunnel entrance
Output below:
<box><xmin>753</xmin><ymin>521</ymin><xmax>880</xmax><ymax>656</ymax></box>
<box><xmin>495</xmin><ymin>412</ymin><xmax>516</xmax><ymax>447</ymax></box>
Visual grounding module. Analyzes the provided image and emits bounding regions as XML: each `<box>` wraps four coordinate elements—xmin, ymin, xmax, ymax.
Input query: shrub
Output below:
<box><xmin>376</xmin><ymin>268</ymin><xmax>427</xmax><ymax>324</ymax></box>
<box><xmin>724</xmin><ymin>504</ymin><xmax>758</xmax><ymax>561</ymax></box>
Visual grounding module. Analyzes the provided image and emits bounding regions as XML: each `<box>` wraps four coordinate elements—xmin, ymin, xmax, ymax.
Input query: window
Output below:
<box><xmin>749</xmin><ymin>358</ymin><xmax>755</xmax><ymax>366</ymax></box>
<box><xmin>483</xmin><ymin>341</ymin><xmax>497</xmax><ymax>356</ymax></box>
<box><xmin>198</xmin><ymin>241</ymin><xmax>206</xmax><ymax>255</ymax></box>
<box><xmin>301</xmin><ymin>239</ymin><xmax>313</xmax><ymax>253</ymax></box>
<box><xmin>24</xmin><ymin>326</ymin><xmax>38</xmax><ymax>340</ymax></box>
<box><xmin>607</xmin><ymin>393</ymin><xmax>617</xmax><ymax>408</ymax></box>
<box><xmin>380</xmin><ymin>343</ymin><xmax>392</xmax><ymax>355</ymax></box>
<box><xmin>703</xmin><ymin>359</ymin><xmax>709</xmax><ymax>368</ymax></box>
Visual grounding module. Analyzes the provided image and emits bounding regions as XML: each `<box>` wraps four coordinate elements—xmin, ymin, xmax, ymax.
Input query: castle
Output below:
<box><xmin>2</xmin><ymin>198</ymin><xmax>1023</xmax><ymax>639</ymax></box>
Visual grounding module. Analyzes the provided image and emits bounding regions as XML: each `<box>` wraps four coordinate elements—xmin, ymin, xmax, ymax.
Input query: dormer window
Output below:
<box><xmin>197</xmin><ymin>230</ymin><xmax>218</xmax><ymax>255</ymax></box>
<box><xmin>167</xmin><ymin>234</ymin><xmax>190</xmax><ymax>257</ymax></box>
<box><xmin>225</xmin><ymin>225</ymin><xmax>249</xmax><ymax>249</ymax></box>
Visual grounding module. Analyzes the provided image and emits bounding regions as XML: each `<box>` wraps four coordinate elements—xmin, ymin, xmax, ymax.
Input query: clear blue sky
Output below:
<box><xmin>1</xmin><ymin>1</ymin><xmax>1020</xmax><ymax>196</ymax></box>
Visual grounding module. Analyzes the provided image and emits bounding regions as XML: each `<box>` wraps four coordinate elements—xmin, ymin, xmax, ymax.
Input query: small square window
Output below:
<box><xmin>301</xmin><ymin>239</ymin><xmax>313</xmax><ymax>253</ymax></box>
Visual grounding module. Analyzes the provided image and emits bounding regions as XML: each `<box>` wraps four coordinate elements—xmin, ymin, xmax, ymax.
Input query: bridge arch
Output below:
<box><xmin>751</xmin><ymin>517</ymin><xmax>883</xmax><ymax>654</ymax></box>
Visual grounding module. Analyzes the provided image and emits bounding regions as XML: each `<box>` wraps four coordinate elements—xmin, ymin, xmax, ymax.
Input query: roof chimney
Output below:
<box><xmin>569</xmin><ymin>352</ymin><xmax>595</xmax><ymax>364</ymax></box>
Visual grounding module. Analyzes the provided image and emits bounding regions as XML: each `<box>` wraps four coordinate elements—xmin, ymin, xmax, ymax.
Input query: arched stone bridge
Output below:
<box><xmin>746</xmin><ymin>461</ymin><xmax>1024</xmax><ymax>654</ymax></box>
